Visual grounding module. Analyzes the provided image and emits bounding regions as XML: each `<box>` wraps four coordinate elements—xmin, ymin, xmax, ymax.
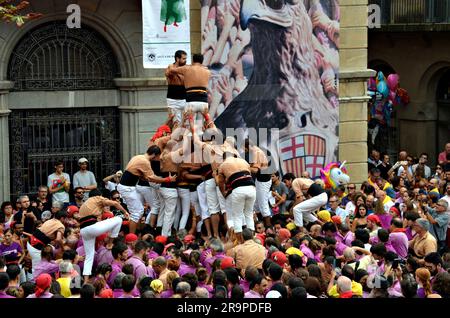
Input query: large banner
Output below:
<box><xmin>143</xmin><ymin>0</ymin><xmax>192</xmax><ymax>68</ymax></box>
<box><xmin>201</xmin><ymin>0</ymin><xmax>340</xmax><ymax>178</ymax></box>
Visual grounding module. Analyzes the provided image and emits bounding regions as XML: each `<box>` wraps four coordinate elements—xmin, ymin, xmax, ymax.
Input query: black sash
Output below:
<box><xmin>167</xmin><ymin>85</ymin><xmax>186</xmax><ymax>100</ymax></box>
<box><xmin>186</xmin><ymin>86</ymin><xmax>208</xmax><ymax>103</ymax></box>
<box><xmin>79</xmin><ymin>215</ymin><xmax>97</xmax><ymax>229</ymax></box>
<box><xmin>120</xmin><ymin>170</ymin><xmax>139</xmax><ymax>187</ymax></box>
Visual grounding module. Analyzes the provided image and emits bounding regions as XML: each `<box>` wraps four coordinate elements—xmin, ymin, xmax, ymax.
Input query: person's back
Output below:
<box><xmin>183</xmin><ymin>64</ymin><xmax>210</xmax><ymax>89</ymax></box>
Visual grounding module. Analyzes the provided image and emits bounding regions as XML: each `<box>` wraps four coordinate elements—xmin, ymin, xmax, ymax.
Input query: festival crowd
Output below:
<box><xmin>0</xmin><ymin>52</ymin><xmax>450</xmax><ymax>299</ymax></box>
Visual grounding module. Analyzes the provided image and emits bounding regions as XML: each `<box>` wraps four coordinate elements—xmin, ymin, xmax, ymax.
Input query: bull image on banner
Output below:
<box><xmin>143</xmin><ymin>0</ymin><xmax>192</xmax><ymax>68</ymax></box>
<box><xmin>201</xmin><ymin>0</ymin><xmax>340</xmax><ymax>178</ymax></box>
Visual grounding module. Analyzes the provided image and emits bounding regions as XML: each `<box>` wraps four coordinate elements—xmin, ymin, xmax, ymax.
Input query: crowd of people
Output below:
<box><xmin>0</xmin><ymin>51</ymin><xmax>450</xmax><ymax>299</ymax></box>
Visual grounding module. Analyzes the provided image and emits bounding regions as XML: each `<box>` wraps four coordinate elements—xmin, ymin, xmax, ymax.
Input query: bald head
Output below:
<box><xmin>337</xmin><ymin>276</ymin><xmax>352</xmax><ymax>293</ymax></box>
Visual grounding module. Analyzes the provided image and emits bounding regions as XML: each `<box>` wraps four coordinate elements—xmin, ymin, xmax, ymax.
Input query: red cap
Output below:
<box><xmin>96</xmin><ymin>233</ymin><xmax>108</xmax><ymax>245</ymax></box>
<box><xmin>389</xmin><ymin>207</ymin><xmax>400</xmax><ymax>217</ymax></box>
<box><xmin>155</xmin><ymin>235</ymin><xmax>167</xmax><ymax>245</ymax></box>
<box><xmin>183</xmin><ymin>234</ymin><xmax>195</xmax><ymax>244</ymax></box>
<box><xmin>125</xmin><ymin>233</ymin><xmax>138</xmax><ymax>243</ymax></box>
<box><xmin>367</xmin><ymin>214</ymin><xmax>381</xmax><ymax>225</ymax></box>
<box><xmin>271</xmin><ymin>251</ymin><xmax>287</xmax><ymax>267</ymax></box>
<box><xmin>67</xmin><ymin>205</ymin><xmax>79</xmax><ymax>217</ymax></box>
<box><xmin>255</xmin><ymin>233</ymin><xmax>266</xmax><ymax>245</ymax></box>
<box><xmin>102</xmin><ymin>212</ymin><xmax>114</xmax><ymax>220</ymax></box>
<box><xmin>278</xmin><ymin>228</ymin><xmax>291</xmax><ymax>241</ymax></box>
<box><xmin>99</xmin><ymin>289</ymin><xmax>113</xmax><ymax>298</ymax></box>
<box><xmin>331</xmin><ymin>215</ymin><xmax>342</xmax><ymax>225</ymax></box>
<box><xmin>220</xmin><ymin>257</ymin><xmax>236</xmax><ymax>270</ymax></box>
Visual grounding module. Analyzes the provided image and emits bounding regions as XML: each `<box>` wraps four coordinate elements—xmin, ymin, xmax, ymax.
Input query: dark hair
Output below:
<box><xmin>230</xmin><ymin>285</ymin><xmax>244</xmax><ymax>299</ymax></box>
<box><xmin>6</xmin><ymin>264</ymin><xmax>21</xmax><ymax>280</ymax></box>
<box><xmin>96</xmin><ymin>263</ymin><xmax>112</xmax><ymax>277</ymax></box>
<box><xmin>322</xmin><ymin>222</ymin><xmax>337</xmax><ymax>233</ymax></box>
<box><xmin>196</xmin><ymin>267</ymin><xmax>208</xmax><ymax>283</ymax></box>
<box><xmin>282</xmin><ymin>173</ymin><xmax>296</xmax><ymax>182</ymax></box>
<box><xmin>146</xmin><ymin>145</ymin><xmax>161</xmax><ymax>156</ymax></box>
<box><xmin>122</xmin><ymin>275</ymin><xmax>136</xmax><ymax>293</ymax></box>
<box><xmin>288</xmin><ymin>254</ymin><xmax>303</xmax><ymax>271</ymax></box>
<box><xmin>88</xmin><ymin>189</ymin><xmax>102</xmax><ymax>198</ymax></box>
<box><xmin>377</xmin><ymin>229</ymin><xmax>389</xmax><ymax>243</ymax></box>
<box><xmin>50</xmin><ymin>280</ymin><xmax>61</xmax><ymax>295</ymax></box>
<box><xmin>54</xmin><ymin>161</ymin><xmax>64</xmax><ymax>167</ymax></box>
<box><xmin>0</xmin><ymin>272</ymin><xmax>9</xmax><ymax>290</ymax></box>
<box><xmin>223</xmin><ymin>267</ymin><xmax>240</xmax><ymax>286</ymax></box>
<box><xmin>249</xmin><ymin>274</ymin><xmax>263</xmax><ymax>290</ymax></box>
<box><xmin>242</xmin><ymin>228</ymin><xmax>253</xmax><ymax>241</ymax></box>
<box><xmin>432</xmin><ymin>272</ymin><xmax>450</xmax><ymax>298</ymax></box>
<box><xmin>112</xmin><ymin>242</ymin><xmax>128</xmax><ymax>259</ymax></box>
<box><xmin>182</xmin><ymin>273</ymin><xmax>198</xmax><ymax>292</ymax></box>
<box><xmin>41</xmin><ymin>245</ymin><xmax>54</xmax><ymax>261</ymax></box>
<box><xmin>354</xmin><ymin>204</ymin><xmax>368</xmax><ymax>219</ymax></box>
<box><xmin>268</xmin><ymin>263</ymin><xmax>283</xmax><ymax>281</ymax></box>
<box><xmin>213</xmin><ymin>285</ymin><xmax>228</xmax><ymax>298</ymax></box>
<box><xmin>424</xmin><ymin>252</ymin><xmax>443</xmax><ymax>267</ymax></box>
<box><xmin>192</xmin><ymin>53</ymin><xmax>204</xmax><ymax>64</ymax></box>
<box><xmin>62</xmin><ymin>249</ymin><xmax>77</xmax><ymax>261</ymax></box>
<box><xmin>55</xmin><ymin>210</ymin><xmax>67</xmax><ymax>220</ymax></box>
<box><xmin>270</xmin><ymin>282</ymin><xmax>288</xmax><ymax>298</ymax></box>
<box><xmin>291</xmin><ymin>286</ymin><xmax>307</xmax><ymax>299</ymax></box>
<box><xmin>355</xmin><ymin>269</ymin><xmax>369</xmax><ymax>283</ymax></box>
<box><xmin>288</xmin><ymin>277</ymin><xmax>304</xmax><ymax>290</ymax></box>
<box><xmin>400</xmin><ymin>275</ymin><xmax>418</xmax><ymax>298</ymax></box>
<box><xmin>175</xmin><ymin>50</ymin><xmax>187</xmax><ymax>60</ymax></box>
<box><xmin>80</xmin><ymin>283</ymin><xmax>95</xmax><ymax>298</ymax></box>
<box><xmin>0</xmin><ymin>201</ymin><xmax>13</xmax><ymax>223</ymax></box>
<box><xmin>122</xmin><ymin>263</ymin><xmax>134</xmax><ymax>275</ymax></box>
<box><xmin>404</xmin><ymin>211</ymin><xmax>420</xmax><ymax>222</ymax></box>
<box><xmin>171</xmin><ymin>277</ymin><xmax>182</xmax><ymax>293</ymax></box>
<box><xmin>391</xmin><ymin>217</ymin><xmax>403</xmax><ymax>229</ymax></box>
<box><xmin>212</xmin><ymin>270</ymin><xmax>227</xmax><ymax>287</ymax></box>
<box><xmin>304</xmin><ymin>277</ymin><xmax>322</xmax><ymax>297</ymax></box>
<box><xmin>341</xmin><ymin>265</ymin><xmax>355</xmax><ymax>281</ymax></box>
<box><xmin>370</xmin><ymin>243</ymin><xmax>387</xmax><ymax>258</ymax></box>
<box><xmin>355</xmin><ymin>229</ymin><xmax>370</xmax><ymax>244</ymax></box>
<box><xmin>134</xmin><ymin>240</ymin><xmax>150</xmax><ymax>253</ymax></box>
<box><xmin>20</xmin><ymin>281</ymin><xmax>36</xmax><ymax>298</ymax></box>
<box><xmin>152</xmin><ymin>242</ymin><xmax>165</xmax><ymax>256</ymax></box>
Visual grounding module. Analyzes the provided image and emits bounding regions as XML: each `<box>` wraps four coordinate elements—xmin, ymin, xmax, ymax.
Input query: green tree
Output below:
<box><xmin>0</xmin><ymin>0</ymin><xmax>41</xmax><ymax>27</ymax></box>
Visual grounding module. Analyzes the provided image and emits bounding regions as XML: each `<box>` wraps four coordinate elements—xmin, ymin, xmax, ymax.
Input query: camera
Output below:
<box><xmin>392</xmin><ymin>258</ymin><xmax>406</xmax><ymax>269</ymax></box>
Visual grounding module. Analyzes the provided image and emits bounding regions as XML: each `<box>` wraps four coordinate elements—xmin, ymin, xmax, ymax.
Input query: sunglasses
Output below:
<box><xmin>347</xmin><ymin>187</ymin><xmax>355</xmax><ymax>190</ymax></box>
<box><xmin>76</xmin><ymin>191</ymin><xmax>85</xmax><ymax>194</ymax></box>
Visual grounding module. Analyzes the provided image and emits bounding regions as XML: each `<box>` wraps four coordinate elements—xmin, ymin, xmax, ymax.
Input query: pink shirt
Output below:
<box><xmin>125</xmin><ymin>256</ymin><xmax>148</xmax><ymax>281</ymax></box>
<box><xmin>27</xmin><ymin>292</ymin><xmax>53</xmax><ymax>298</ymax></box>
<box><xmin>0</xmin><ymin>291</ymin><xmax>14</xmax><ymax>298</ymax></box>
<box><xmin>244</xmin><ymin>290</ymin><xmax>262</xmax><ymax>298</ymax></box>
<box><xmin>96</xmin><ymin>246</ymin><xmax>114</xmax><ymax>266</ymax></box>
<box><xmin>107</xmin><ymin>260</ymin><xmax>123</xmax><ymax>287</ymax></box>
<box><xmin>33</xmin><ymin>260</ymin><xmax>59</xmax><ymax>281</ymax></box>
<box><xmin>160</xmin><ymin>289</ymin><xmax>174</xmax><ymax>298</ymax></box>
<box><xmin>389</xmin><ymin>232</ymin><xmax>409</xmax><ymax>259</ymax></box>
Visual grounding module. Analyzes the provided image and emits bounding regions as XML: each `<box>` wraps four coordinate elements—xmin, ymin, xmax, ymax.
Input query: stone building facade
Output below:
<box><xmin>0</xmin><ymin>0</ymin><xmax>371</xmax><ymax>200</ymax></box>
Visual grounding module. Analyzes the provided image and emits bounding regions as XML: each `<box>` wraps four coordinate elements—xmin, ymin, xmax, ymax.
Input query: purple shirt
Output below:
<box><xmin>198</xmin><ymin>282</ymin><xmax>213</xmax><ymax>298</ymax></box>
<box><xmin>0</xmin><ymin>291</ymin><xmax>15</xmax><ymax>298</ymax></box>
<box><xmin>300</xmin><ymin>243</ymin><xmax>315</xmax><ymax>260</ymax></box>
<box><xmin>108</xmin><ymin>260</ymin><xmax>123</xmax><ymax>287</ymax></box>
<box><xmin>405</xmin><ymin>227</ymin><xmax>416</xmax><ymax>240</ymax></box>
<box><xmin>0</xmin><ymin>242</ymin><xmax>23</xmax><ymax>264</ymax></box>
<box><xmin>33</xmin><ymin>260</ymin><xmax>59</xmax><ymax>281</ymax></box>
<box><xmin>148</xmin><ymin>250</ymin><xmax>159</xmax><ymax>260</ymax></box>
<box><xmin>335</xmin><ymin>241</ymin><xmax>347</xmax><ymax>257</ymax></box>
<box><xmin>202</xmin><ymin>251</ymin><xmax>226</xmax><ymax>273</ymax></box>
<box><xmin>389</xmin><ymin>232</ymin><xmax>409</xmax><ymax>259</ymax></box>
<box><xmin>96</xmin><ymin>246</ymin><xmax>114</xmax><ymax>266</ymax></box>
<box><xmin>378</xmin><ymin>214</ymin><xmax>392</xmax><ymax>230</ymax></box>
<box><xmin>240</xmin><ymin>280</ymin><xmax>250</xmax><ymax>293</ymax></box>
<box><xmin>118</xmin><ymin>294</ymin><xmax>134</xmax><ymax>298</ymax></box>
<box><xmin>27</xmin><ymin>292</ymin><xmax>53</xmax><ymax>298</ymax></box>
<box><xmin>160</xmin><ymin>289</ymin><xmax>174</xmax><ymax>298</ymax></box>
<box><xmin>125</xmin><ymin>256</ymin><xmax>149</xmax><ymax>281</ymax></box>
<box><xmin>244</xmin><ymin>290</ymin><xmax>262</xmax><ymax>298</ymax></box>
<box><xmin>178</xmin><ymin>263</ymin><xmax>196</xmax><ymax>277</ymax></box>
<box><xmin>113</xmin><ymin>289</ymin><xmax>124</xmax><ymax>298</ymax></box>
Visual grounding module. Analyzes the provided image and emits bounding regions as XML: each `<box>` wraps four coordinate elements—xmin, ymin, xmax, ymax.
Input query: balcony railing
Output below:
<box><xmin>370</xmin><ymin>0</ymin><xmax>450</xmax><ymax>25</ymax></box>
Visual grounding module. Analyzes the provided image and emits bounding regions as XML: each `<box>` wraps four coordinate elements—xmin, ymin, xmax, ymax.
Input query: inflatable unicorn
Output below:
<box><xmin>320</xmin><ymin>161</ymin><xmax>350</xmax><ymax>190</ymax></box>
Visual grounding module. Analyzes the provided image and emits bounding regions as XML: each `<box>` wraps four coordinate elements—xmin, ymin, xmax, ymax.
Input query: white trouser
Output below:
<box><xmin>217</xmin><ymin>187</ymin><xmax>227</xmax><ymax>214</ymax></box>
<box><xmin>293</xmin><ymin>192</ymin><xmax>328</xmax><ymax>227</ymax></box>
<box><xmin>27</xmin><ymin>242</ymin><xmax>42</xmax><ymax>273</ymax></box>
<box><xmin>136</xmin><ymin>184</ymin><xmax>161</xmax><ymax>224</ymax></box>
<box><xmin>190</xmin><ymin>190</ymin><xmax>203</xmax><ymax>232</ymax></box>
<box><xmin>226</xmin><ymin>185</ymin><xmax>257</xmax><ymax>233</ymax></box>
<box><xmin>185</xmin><ymin>101</ymin><xmax>208</xmax><ymax>114</ymax></box>
<box><xmin>117</xmin><ymin>184</ymin><xmax>143</xmax><ymax>223</ymax></box>
<box><xmin>167</xmin><ymin>98</ymin><xmax>186</xmax><ymax>124</ymax></box>
<box><xmin>197</xmin><ymin>181</ymin><xmax>210</xmax><ymax>221</ymax></box>
<box><xmin>159</xmin><ymin>187</ymin><xmax>178</xmax><ymax>237</ymax></box>
<box><xmin>205</xmin><ymin>178</ymin><xmax>220</xmax><ymax>215</ymax></box>
<box><xmin>80</xmin><ymin>216</ymin><xmax>123</xmax><ymax>276</ymax></box>
<box><xmin>176</xmin><ymin>187</ymin><xmax>191</xmax><ymax>230</ymax></box>
<box><xmin>255</xmin><ymin>180</ymin><xmax>272</xmax><ymax>217</ymax></box>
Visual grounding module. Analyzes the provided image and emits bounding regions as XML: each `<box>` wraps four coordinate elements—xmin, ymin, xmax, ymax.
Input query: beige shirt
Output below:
<box><xmin>228</xmin><ymin>240</ymin><xmax>266</xmax><ymax>275</ymax></box>
<box><xmin>409</xmin><ymin>231</ymin><xmax>437</xmax><ymax>258</ymax></box>
<box><xmin>218</xmin><ymin>157</ymin><xmax>251</xmax><ymax>181</ymax></box>
<box><xmin>125</xmin><ymin>155</ymin><xmax>155</xmax><ymax>181</ymax></box>
<box><xmin>39</xmin><ymin>219</ymin><xmax>65</xmax><ymax>240</ymax></box>
<box><xmin>79</xmin><ymin>196</ymin><xmax>114</xmax><ymax>218</ymax></box>
<box><xmin>249</xmin><ymin>146</ymin><xmax>269</xmax><ymax>170</ymax></box>
<box><xmin>291</xmin><ymin>178</ymin><xmax>314</xmax><ymax>197</ymax></box>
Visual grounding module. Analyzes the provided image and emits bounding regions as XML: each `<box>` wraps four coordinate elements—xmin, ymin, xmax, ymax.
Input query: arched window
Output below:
<box><xmin>8</xmin><ymin>21</ymin><xmax>120</xmax><ymax>91</ymax></box>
